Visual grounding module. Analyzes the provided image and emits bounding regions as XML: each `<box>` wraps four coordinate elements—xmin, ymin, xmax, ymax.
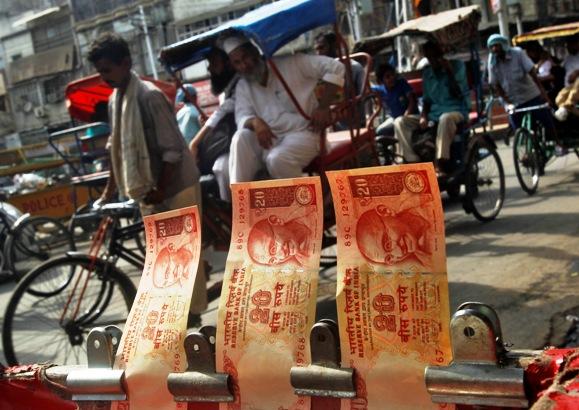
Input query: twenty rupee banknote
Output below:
<box><xmin>216</xmin><ymin>177</ymin><xmax>323</xmax><ymax>410</ymax></box>
<box><xmin>327</xmin><ymin>164</ymin><xmax>452</xmax><ymax>409</ymax></box>
<box><xmin>112</xmin><ymin>206</ymin><xmax>202</xmax><ymax>410</ymax></box>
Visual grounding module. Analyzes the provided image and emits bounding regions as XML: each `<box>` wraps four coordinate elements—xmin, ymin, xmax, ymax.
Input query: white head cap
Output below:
<box><xmin>220</xmin><ymin>34</ymin><xmax>250</xmax><ymax>55</ymax></box>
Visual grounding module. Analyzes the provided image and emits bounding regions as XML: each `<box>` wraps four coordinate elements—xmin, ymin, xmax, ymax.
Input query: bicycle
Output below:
<box><xmin>0</xmin><ymin>195</ymin><xmax>75</xmax><ymax>282</ymax></box>
<box><xmin>2</xmin><ymin>198</ymin><xmax>228</xmax><ymax>365</ymax></box>
<box><xmin>511</xmin><ymin>103</ymin><xmax>579</xmax><ymax>195</ymax></box>
<box><xmin>2</xmin><ymin>201</ymin><xmax>141</xmax><ymax>366</ymax></box>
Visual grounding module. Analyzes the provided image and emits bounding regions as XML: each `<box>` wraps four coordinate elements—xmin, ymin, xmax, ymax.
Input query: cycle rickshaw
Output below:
<box><xmin>355</xmin><ymin>5</ymin><xmax>506</xmax><ymax>222</ymax></box>
<box><xmin>159</xmin><ymin>0</ymin><xmax>382</xmax><ymax>255</ymax></box>
<box><xmin>510</xmin><ymin>22</ymin><xmax>579</xmax><ymax>195</ymax></box>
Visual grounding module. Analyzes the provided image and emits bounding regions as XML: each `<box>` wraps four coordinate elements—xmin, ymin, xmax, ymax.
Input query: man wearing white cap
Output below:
<box><xmin>221</xmin><ymin>34</ymin><xmax>345</xmax><ymax>183</ymax></box>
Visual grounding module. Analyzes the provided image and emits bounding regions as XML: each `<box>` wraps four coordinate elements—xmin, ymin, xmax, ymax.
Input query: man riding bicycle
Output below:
<box><xmin>487</xmin><ymin>34</ymin><xmax>561</xmax><ymax>156</ymax></box>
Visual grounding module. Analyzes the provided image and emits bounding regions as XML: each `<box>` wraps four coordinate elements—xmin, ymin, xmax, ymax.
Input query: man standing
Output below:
<box><xmin>222</xmin><ymin>34</ymin><xmax>345</xmax><ymax>183</ymax></box>
<box><xmin>393</xmin><ymin>41</ymin><xmax>470</xmax><ymax>174</ymax></box>
<box><xmin>88</xmin><ymin>32</ymin><xmax>207</xmax><ymax>321</ymax></box>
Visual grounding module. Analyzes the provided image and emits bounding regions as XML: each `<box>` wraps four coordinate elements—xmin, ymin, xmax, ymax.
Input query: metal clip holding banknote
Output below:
<box><xmin>291</xmin><ymin>319</ymin><xmax>356</xmax><ymax>398</ymax></box>
<box><xmin>65</xmin><ymin>325</ymin><xmax>126</xmax><ymax>401</ymax></box>
<box><xmin>167</xmin><ymin>325</ymin><xmax>234</xmax><ymax>402</ymax></box>
<box><xmin>425</xmin><ymin>302</ymin><xmax>531</xmax><ymax>408</ymax></box>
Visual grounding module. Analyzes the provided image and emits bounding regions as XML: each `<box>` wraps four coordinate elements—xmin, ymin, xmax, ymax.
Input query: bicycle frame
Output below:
<box><xmin>104</xmin><ymin>218</ymin><xmax>145</xmax><ymax>269</ymax></box>
<box><xmin>517</xmin><ymin>105</ymin><xmax>555</xmax><ymax>162</ymax></box>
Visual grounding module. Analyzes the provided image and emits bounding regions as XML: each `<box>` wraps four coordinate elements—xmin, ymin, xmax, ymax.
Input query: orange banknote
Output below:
<box><xmin>327</xmin><ymin>164</ymin><xmax>452</xmax><ymax>409</ymax></box>
<box><xmin>216</xmin><ymin>177</ymin><xmax>323</xmax><ymax>410</ymax></box>
<box><xmin>111</xmin><ymin>206</ymin><xmax>202</xmax><ymax>410</ymax></box>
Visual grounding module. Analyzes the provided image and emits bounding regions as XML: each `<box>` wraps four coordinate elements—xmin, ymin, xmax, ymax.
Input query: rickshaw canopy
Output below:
<box><xmin>159</xmin><ymin>0</ymin><xmax>337</xmax><ymax>73</ymax></box>
<box><xmin>65</xmin><ymin>74</ymin><xmax>177</xmax><ymax>123</ymax></box>
<box><xmin>512</xmin><ymin>21</ymin><xmax>579</xmax><ymax>45</ymax></box>
<box><xmin>354</xmin><ymin>5</ymin><xmax>481</xmax><ymax>55</ymax></box>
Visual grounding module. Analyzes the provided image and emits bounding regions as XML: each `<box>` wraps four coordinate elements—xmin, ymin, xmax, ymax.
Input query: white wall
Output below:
<box><xmin>3</xmin><ymin>32</ymin><xmax>34</xmax><ymax>62</ymax></box>
<box><xmin>171</xmin><ymin>0</ymin><xmax>240</xmax><ymax>22</ymax></box>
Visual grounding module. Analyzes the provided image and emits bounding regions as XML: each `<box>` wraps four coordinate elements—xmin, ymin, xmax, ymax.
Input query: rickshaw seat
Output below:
<box><xmin>303</xmin><ymin>128</ymin><xmax>373</xmax><ymax>174</ymax></box>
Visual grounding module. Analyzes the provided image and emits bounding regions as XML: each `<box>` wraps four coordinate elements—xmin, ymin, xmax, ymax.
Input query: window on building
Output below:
<box><xmin>0</xmin><ymin>96</ymin><xmax>7</xmax><ymax>112</ymax></box>
<box><xmin>32</xmin><ymin>16</ymin><xmax>73</xmax><ymax>53</ymax></box>
<box><xmin>177</xmin><ymin>17</ymin><xmax>220</xmax><ymax>41</ymax></box>
<box><xmin>12</xmin><ymin>82</ymin><xmax>42</xmax><ymax>111</ymax></box>
<box><xmin>71</xmin><ymin>0</ymin><xmax>135</xmax><ymax>23</ymax></box>
<box><xmin>176</xmin><ymin>1</ymin><xmax>270</xmax><ymax>42</ymax></box>
<box><xmin>44</xmin><ymin>74</ymin><xmax>71</xmax><ymax>104</ymax></box>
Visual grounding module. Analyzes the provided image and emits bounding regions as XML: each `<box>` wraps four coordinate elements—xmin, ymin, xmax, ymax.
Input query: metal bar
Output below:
<box><xmin>139</xmin><ymin>5</ymin><xmax>158</xmax><ymax>79</ymax></box>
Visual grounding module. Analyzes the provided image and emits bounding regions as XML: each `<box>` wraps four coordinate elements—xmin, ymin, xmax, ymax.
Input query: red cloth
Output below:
<box><xmin>0</xmin><ymin>365</ymin><xmax>76</xmax><ymax>410</ymax></box>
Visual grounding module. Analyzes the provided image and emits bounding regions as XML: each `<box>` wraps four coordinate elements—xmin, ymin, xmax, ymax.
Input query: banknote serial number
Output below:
<box><xmin>335</xmin><ymin>177</ymin><xmax>351</xmax><ymax>216</ymax></box>
<box><xmin>335</xmin><ymin>178</ymin><xmax>353</xmax><ymax>246</ymax></box>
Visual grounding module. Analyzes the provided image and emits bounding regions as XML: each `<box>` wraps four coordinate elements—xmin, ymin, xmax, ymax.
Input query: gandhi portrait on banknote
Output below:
<box><xmin>356</xmin><ymin>204</ymin><xmax>433</xmax><ymax>268</ymax></box>
<box><xmin>152</xmin><ymin>243</ymin><xmax>194</xmax><ymax>288</ymax></box>
<box><xmin>247</xmin><ymin>214</ymin><xmax>313</xmax><ymax>266</ymax></box>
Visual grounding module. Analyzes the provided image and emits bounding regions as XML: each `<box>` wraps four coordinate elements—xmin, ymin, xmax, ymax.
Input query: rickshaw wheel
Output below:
<box><xmin>463</xmin><ymin>138</ymin><xmax>505</xmax><ymax>222</ymax></box>
<box><xmin>513</xmin><ymin>128</ymin><xmax>541</xmax><ymax>195</ymax></box>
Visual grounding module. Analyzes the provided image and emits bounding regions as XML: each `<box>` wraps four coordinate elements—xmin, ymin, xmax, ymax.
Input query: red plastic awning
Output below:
<box><xmin>65</xmin><ymin>74</ymin><xmax>177</xmax><ymax>123</ymax></box>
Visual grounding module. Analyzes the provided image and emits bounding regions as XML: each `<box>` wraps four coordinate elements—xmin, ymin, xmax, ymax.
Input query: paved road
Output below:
<box><xmin>444</xmin><ymin>144</ymin><xmax>579</xmax><ymax>349</ymax></box>
<box><xmin>1</xmin><ymin>144</ymin><xmax>577</xmax><ymax>365</ymax></box>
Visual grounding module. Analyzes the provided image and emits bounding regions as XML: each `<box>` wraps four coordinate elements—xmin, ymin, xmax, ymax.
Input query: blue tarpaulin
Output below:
<box><xmin>160</xmin><ymin>0</ymin><xmax>336</xmax><ymax>72</ymax></box>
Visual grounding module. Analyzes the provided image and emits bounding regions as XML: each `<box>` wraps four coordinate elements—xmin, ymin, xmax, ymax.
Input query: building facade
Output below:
<box><xmin>0</xmin><ymin>2</ymin><xmax>77</xmax><ymax>147</ymax></box>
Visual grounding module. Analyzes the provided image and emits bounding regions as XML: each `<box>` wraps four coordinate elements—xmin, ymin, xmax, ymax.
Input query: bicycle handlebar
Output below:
<box><xmin>74</xmin><ymin>200</ymin><xmax>139</xmax><ymax>223</ymax></box>
<box><xmin>505</xmin><ymin>103</ymin><xmax>550</xmax><ymax>115</ymax></box>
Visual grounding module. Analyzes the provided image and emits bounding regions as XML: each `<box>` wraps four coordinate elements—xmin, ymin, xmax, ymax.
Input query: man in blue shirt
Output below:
<box><xmin>394</xmin><ymin>41</ymin><xmax>470</xmax><ymax>174</ymax></box>
<box><xmin>176</xmin><ymin>84</ymin><xmax>202</xmax><ymax>146</ymax></box>
<box><xmin>371</xmin><ymin>63</ymin><xmax>417</xmax><ymax>136</ymax></box>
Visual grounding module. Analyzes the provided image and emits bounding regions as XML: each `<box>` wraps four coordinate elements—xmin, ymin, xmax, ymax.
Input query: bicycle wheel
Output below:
<box><xmin>464</xmin><ymin>139</ymin><xmax>505</xmax><ymax>222</ymax></box>
<box><xmin>4</xmin><ymin>216</ymin><xmax>75</xmax><ymax>281</ymax></box>
<box><xmin>513</xmin><ymin>128</ymin><xmax>541</xmax><ymax>195</ymax></box>
<box><xmin>2</xmin><ymin>254</ymin><xmax>136</xmax><ymax>366</ymax></box>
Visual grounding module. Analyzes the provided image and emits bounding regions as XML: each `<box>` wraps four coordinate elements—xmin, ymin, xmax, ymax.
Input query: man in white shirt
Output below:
<box><xmin>222</xmin><ymin>34</ymin><xmax>345</xmax><ymax>183</ymax></box>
